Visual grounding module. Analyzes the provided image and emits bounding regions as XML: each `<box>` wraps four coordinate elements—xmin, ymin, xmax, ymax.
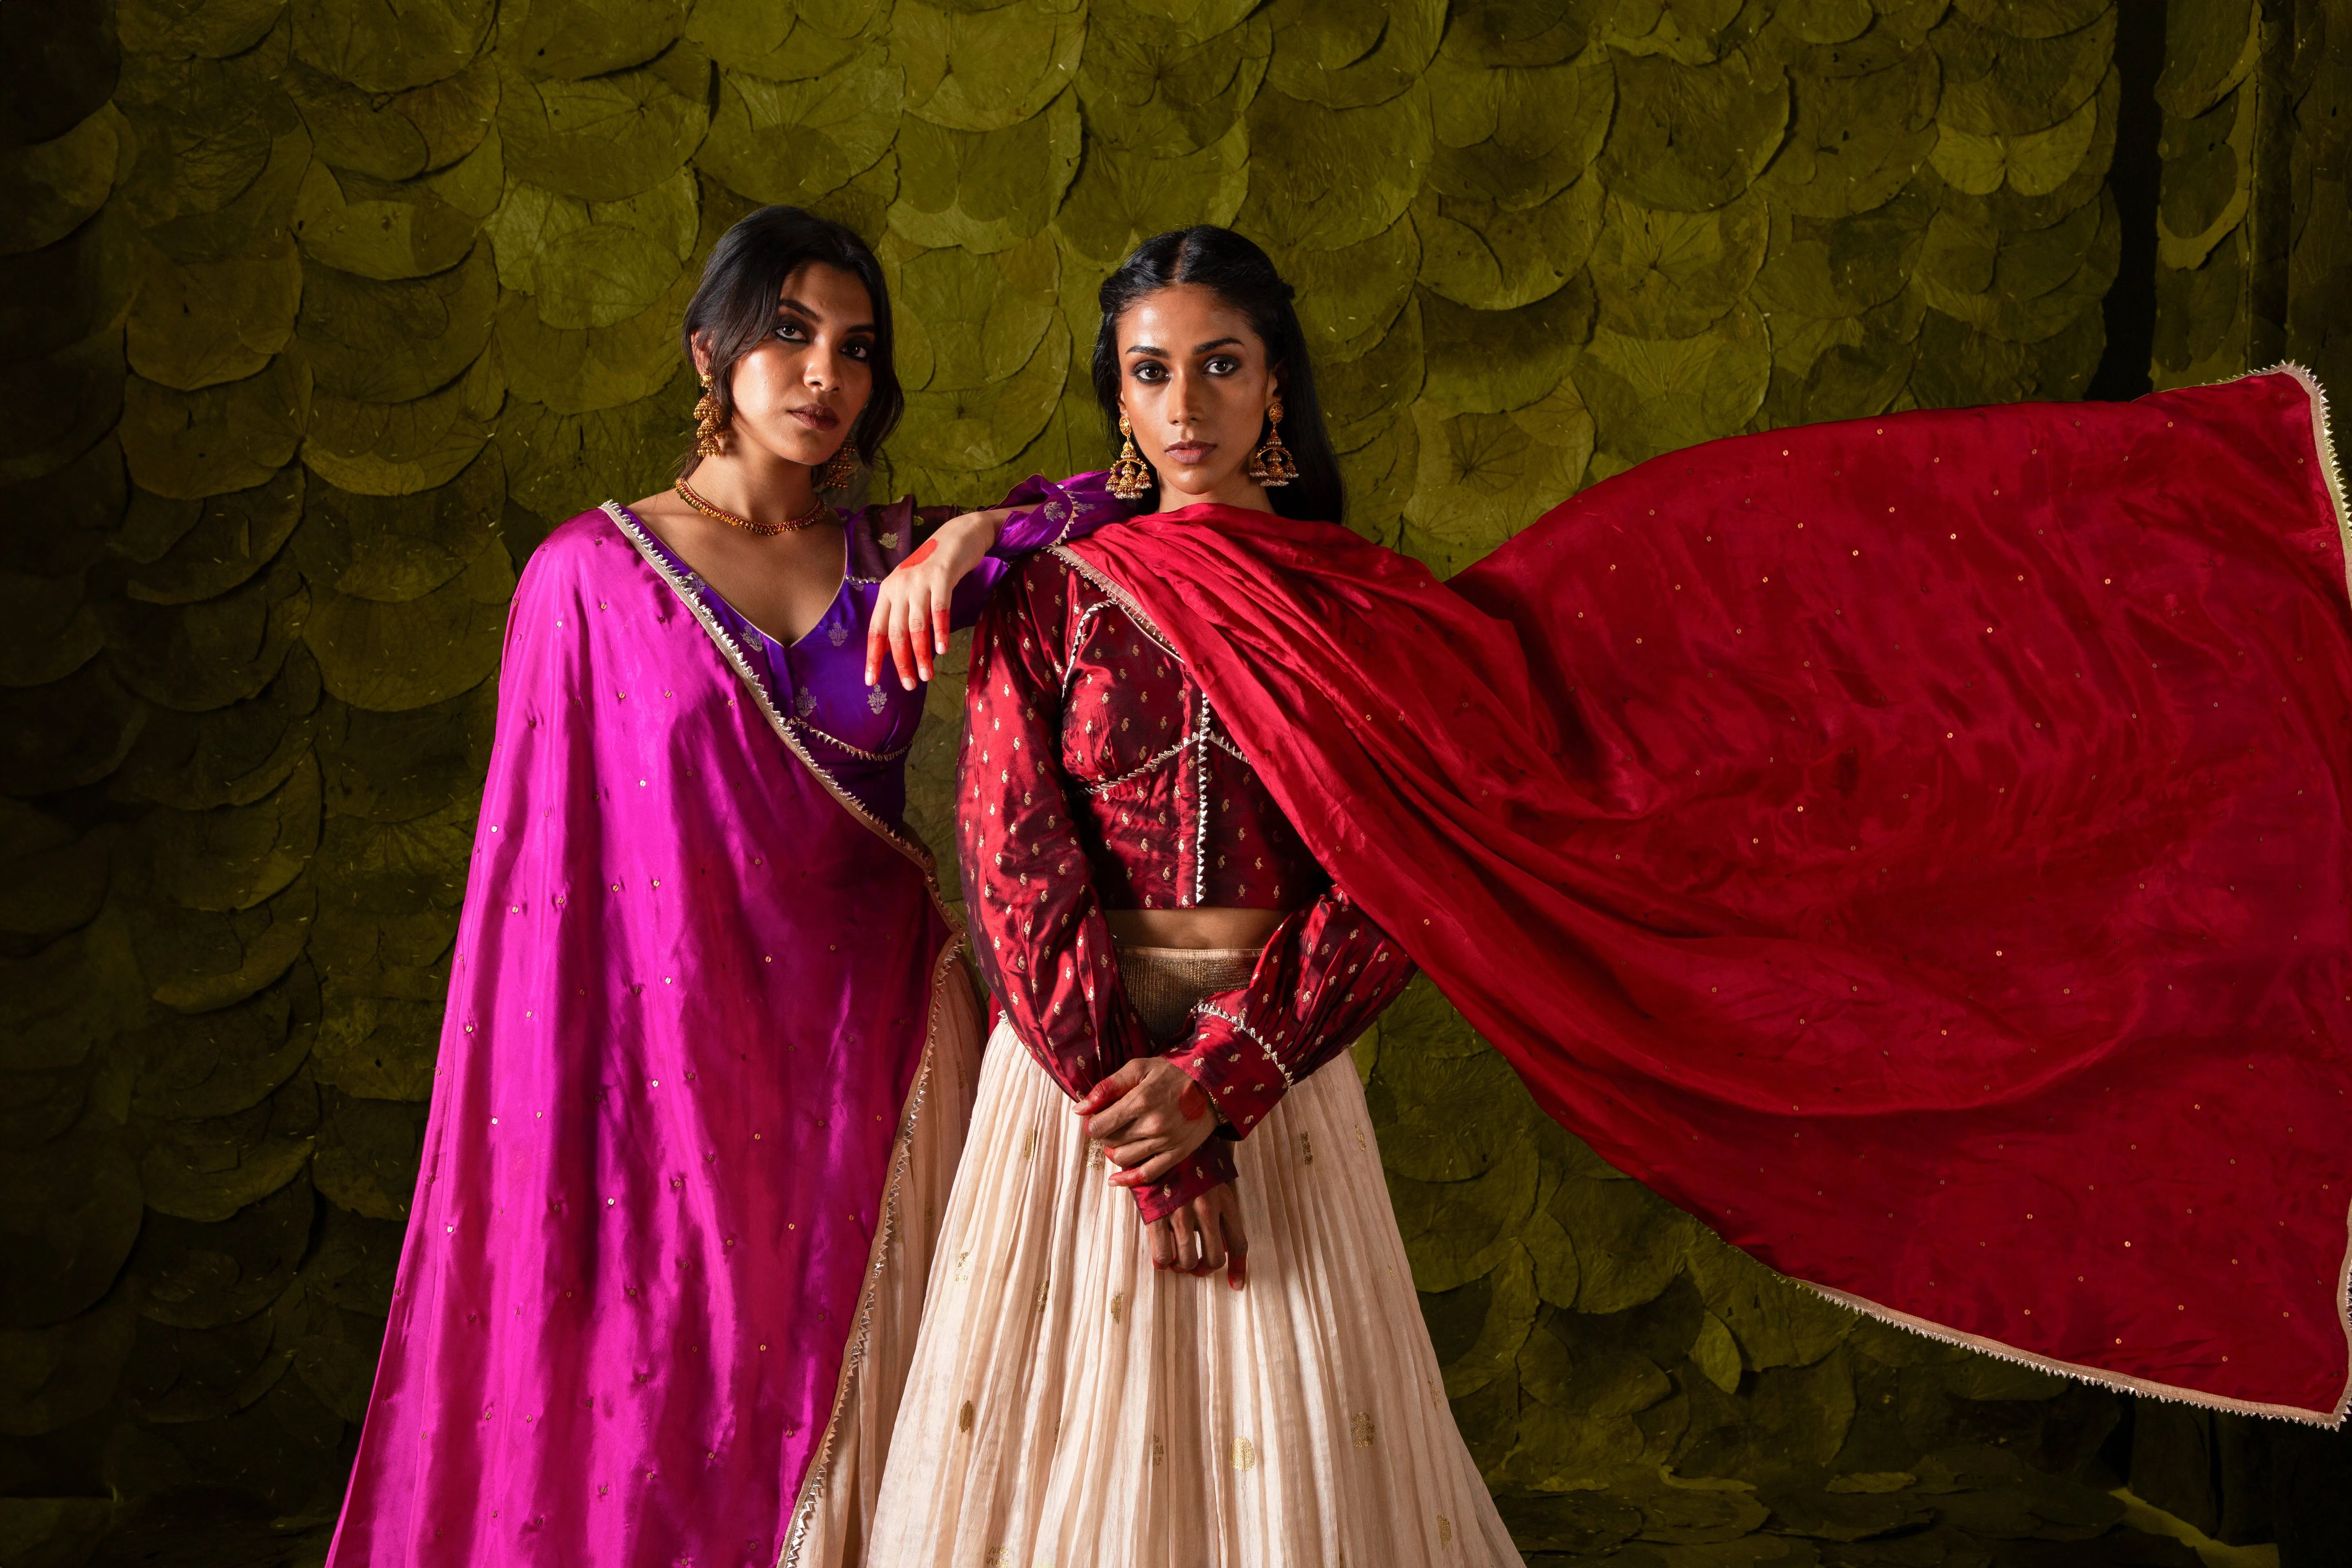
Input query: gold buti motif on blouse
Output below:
<box><xmin>1351</xmin><ymin>1410</ymin><xmax>1375</xmax><ymax>1448</ymax></box>
<box><xmin>1149</xmin><ymin>1434</ymin><xmax>1165</xmax><ymax>1467</ymax></box>
<box><xmin>1109</xmin><ymin>1291</ymin><xmax>1125</xmax><ymax>1324</ymax></box>
<box><xmin>1232</xmin><ymin>1436</ymin><xmax>1257</xmax><ymax>1471</ymax></box>
<box><xmin>1034</xmin><ymin>1277</ymin><xmax>1049</xmax><ymax>1311</ymax></box>
<box><xmin>958</xmin><ymin>1399</ymin><xmax>974</xmax><ymax>1432</ymax></box>
<box><xmin>1438</xmin><ymin>1516</ymin><xmax>1453</xmax><ymax>1546</ymax></box>
<box><xmin>1301</xmin><ymin>1131</ymin><xmax>1316</xmax><ymax>1165</ymax></box>
<box><xmin>1020</xmin><ymin>1129</ymin><xmax>1037</xmax><ymax>1161</ymax></box>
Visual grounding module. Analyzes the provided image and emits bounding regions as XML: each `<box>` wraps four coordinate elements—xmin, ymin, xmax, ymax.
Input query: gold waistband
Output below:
<box><xmin>1114</xmin><ymin>943</ymin><xmax>1258</xmax><ymax>1045</ymax></box>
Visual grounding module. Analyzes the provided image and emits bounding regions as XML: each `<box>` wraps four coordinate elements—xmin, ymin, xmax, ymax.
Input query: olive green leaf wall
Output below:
<box><xmin>0</xmin><ymin>0</ymin><xmax>2338</xmax><ymax>1564</ymax></box>
<box><xmin>2147</xmin><ymin>0</ymin><xmax>2350</xmax><ymax>396</ymax></box>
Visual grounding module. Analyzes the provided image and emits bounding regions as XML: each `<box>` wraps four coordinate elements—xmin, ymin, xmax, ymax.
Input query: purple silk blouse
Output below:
<box><xmin>616</xmin><ymin>473</ymin><xmax>1121</xmax><ymax>825</ymax></box>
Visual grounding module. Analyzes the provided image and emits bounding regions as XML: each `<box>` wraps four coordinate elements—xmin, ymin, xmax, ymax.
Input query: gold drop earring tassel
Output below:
<box><xmin>1247</xmin><ymin>397</ymin><xmax>1297</xmax><ymax>487</ymax></box>
<box><xmin>692</xmin><ymin>372</ymin><xmax>728</xmax><ymax>458</ymax></box>
<box><xmin>1108</xmin><ymin>410</ymin><xmax>1154</xmax><ymax>501</ymax></box>
<box><xmin>814</xmin><ymin>443</ymin><xmax>860</xmax><ymax>491</ymax></box>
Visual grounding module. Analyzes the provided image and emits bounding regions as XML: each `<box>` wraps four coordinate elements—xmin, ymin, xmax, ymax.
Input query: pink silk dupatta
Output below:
<box><xmin>327</xmin><ymin>510</ymin><xmax>956</xmax><ymax>1567</ymax></box>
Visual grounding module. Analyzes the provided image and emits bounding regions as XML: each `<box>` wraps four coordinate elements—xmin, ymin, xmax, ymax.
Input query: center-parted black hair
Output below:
<box><xmin>1090</xmin><ymin>227</ymin><xmax>1344</xmax><ymax>525</ymax></box>
<box><xmin>678</xmin><ymin>205</ymin><xmax>901</xmax><ymax>476</ymax></box>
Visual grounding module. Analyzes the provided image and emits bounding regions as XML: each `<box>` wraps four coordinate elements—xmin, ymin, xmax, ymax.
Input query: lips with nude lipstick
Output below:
<box><xmin>788</xmin><ymin>404</ymin><xmax>840</xmax><ymax>431</ymax></box>
<box><xmin>1161</xmin><ymin>440</ymin><xmax>1215</xmax><ymax>464</ymax></box>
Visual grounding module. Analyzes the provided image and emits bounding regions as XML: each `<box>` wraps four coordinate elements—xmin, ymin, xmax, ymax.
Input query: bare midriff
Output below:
<box><xmin>1105</xmin><ymin>906</ymin><xmax>1291</xmax><ymax>952</ymax></box>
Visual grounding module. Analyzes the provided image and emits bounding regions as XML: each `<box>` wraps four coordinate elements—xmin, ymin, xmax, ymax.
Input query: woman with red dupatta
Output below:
<box><xmin>871</xmin><ymin>224</ymin><xmax>2352</xmax><ymax>1562</ymax></box>
<box><xmin>872</xmin><ymin>226</ymin><xmax>1519</xmax><ymax>1565</ymax></box>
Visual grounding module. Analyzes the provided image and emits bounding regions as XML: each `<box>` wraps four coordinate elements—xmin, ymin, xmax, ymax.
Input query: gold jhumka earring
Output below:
<box><xmin>692</xmin><ymin>372</ymin><xmax>727</xmax><ymax>458</ymax></box>
<box><xmin>813</xmin><ymin>444</ymin><xmax>860</xmax><ymax>490</ymax></box>
<box><xmin>1108</xmin><ymin>410</ymin><xmax>1154</xmax><ymax>500</ymax></box>
<box><xmin>1246</xmin><ymin>397</ymin><xmax>1298</xmax><ymax>487</ymax></box>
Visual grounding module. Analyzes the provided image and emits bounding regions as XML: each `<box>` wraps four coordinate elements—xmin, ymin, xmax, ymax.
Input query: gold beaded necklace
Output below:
<box><xmin>674</xmin><ymin>477</ymin><xmax>830</xmax><ymax>536</ymax></box>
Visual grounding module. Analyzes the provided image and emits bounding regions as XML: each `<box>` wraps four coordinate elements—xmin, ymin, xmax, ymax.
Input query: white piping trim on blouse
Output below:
<box><xmin>1191</xmin><ymin>689</ymin><xmax>1211</xmax><ymax>908</ymax></box>
<box><xmin>1050</xmin><ymin>543</ymin><xmax>1183</xmax><ymax>666</ymax></box>
<box><xmin>1082</xmin><ymin>735</ymin><xmax>1192</xmax><ymax>796</ymax></box>
<box><xmin>1194</xmin><ymin>1000</ymin><xmax>1293</xmax><ymax>1090</ymax></box>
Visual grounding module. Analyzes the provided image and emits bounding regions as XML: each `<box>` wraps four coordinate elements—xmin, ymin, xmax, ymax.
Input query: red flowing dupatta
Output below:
<box><xmin>1058</xmin><ymin>367</ymin><xmax>2352</xmax><ymax>1423</ymax></box>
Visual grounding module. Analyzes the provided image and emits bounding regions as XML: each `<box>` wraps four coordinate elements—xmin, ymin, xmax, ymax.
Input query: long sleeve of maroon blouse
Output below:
<box><xmin>958</xmin><ymin>558</ymin><xmax>1230</xmax><ymax>1221</ymax></box>
<box><xmin>958</xmin><ymin>550</ymin><xmax>1418</xmax><ymax>1223</ymax></box>
<box><xmin>1158</xmin><ymin>893</ymin><xmax>1414</xmax><ymax>1136</ymax></box>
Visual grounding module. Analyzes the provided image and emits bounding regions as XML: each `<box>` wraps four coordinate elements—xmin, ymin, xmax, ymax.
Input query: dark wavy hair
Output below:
<box><xmin>1089</xmin><ymin>226</ymin><xmax>1344</xmax><ymax>525</ymax></box>
<box><xmin>678</xmin><ymin>205</ymin><xmax>901</xmax><ymax>477</ymax></box>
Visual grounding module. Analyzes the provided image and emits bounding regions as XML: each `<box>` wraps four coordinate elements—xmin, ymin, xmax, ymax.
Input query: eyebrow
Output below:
<box><xmin>1125</xmin><ymin>337</ymin><xmax>1244</xmax><ymax>356</ymax></box>
<box><xmin>778</xmin><ymin>297</ymin><xmax>876</xmax><ymax>335</ymax></box>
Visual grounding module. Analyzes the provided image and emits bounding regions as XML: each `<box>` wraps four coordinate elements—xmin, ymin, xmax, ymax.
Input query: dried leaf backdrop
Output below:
<box><xmin>0</xmin><ymin>0</ymin><xmax>2346</xmax><ymax>1562</ymax></box>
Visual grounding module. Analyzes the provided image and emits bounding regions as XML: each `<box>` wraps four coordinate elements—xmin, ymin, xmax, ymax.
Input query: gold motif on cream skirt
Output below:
<box><xmin>868</xmin><ymin>998</ymin><xmax>1523</xmax><ymax>1566</ymax></box>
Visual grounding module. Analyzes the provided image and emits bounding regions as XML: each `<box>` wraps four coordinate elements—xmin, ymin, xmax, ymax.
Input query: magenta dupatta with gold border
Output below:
<box><xmin>325</xmin><ymin>509</ymin><xmax>953</xmax><ymax>1567</ymax></box>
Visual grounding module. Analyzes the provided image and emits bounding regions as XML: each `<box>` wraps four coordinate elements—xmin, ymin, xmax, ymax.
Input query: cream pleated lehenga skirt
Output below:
<box><xmin>868</xmin><ymin>946</ymin><xmax>1523</xmax><ymax>1568</ymax></box>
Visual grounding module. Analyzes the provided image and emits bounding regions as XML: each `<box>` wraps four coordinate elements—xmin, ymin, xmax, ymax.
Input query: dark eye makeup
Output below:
<box><xmin>1126</xmin><ymin>353</ymin><xmax>1245</xmax><ymax>382</ymax></box>
<box><xmin>772</xmin><ymin>317</ymin><xmax>874</xmax><ymax>363</ymax></box>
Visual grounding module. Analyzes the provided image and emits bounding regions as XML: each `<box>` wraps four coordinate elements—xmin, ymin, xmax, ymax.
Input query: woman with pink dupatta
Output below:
<box><xmin>323</xmin><ymin>207</ymin><xmax>1125</xmax><ymax>1568</ymax></box>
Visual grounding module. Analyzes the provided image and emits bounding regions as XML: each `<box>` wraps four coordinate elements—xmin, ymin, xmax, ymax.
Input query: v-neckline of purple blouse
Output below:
<box><xmin>612</xmin><ymin>499</ymin><xmax>854</xmax><ymax>659</ymax></box>
<box><xmin>604</xmin><ymin>470</ymin><xmax>1123</xmax><ymax>827</ymax></box>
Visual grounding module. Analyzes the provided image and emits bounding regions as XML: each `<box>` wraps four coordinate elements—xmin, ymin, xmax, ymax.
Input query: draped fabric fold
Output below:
<box><xmin>1059</xmin><ymin>368</ymin><xmax>2352</xmax><ymax>1422</ymax></box>
<box><xmin>327</xmin><ymin>511</ymin><xmax>956</xmax><ymax>1566</ymax></box>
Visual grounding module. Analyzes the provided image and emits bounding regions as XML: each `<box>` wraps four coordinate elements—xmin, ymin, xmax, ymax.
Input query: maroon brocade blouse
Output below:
<box><xmin>957</xmin><ymin>546</ymin><xmax>1417</xmax><ymax>1220</ymax></box>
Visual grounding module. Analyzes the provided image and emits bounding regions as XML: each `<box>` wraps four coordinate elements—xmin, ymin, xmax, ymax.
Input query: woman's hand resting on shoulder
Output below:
<box><xmin>864</xmin><ymin>507</ymin><xmax>1011</xmax><ymax>689</ymax></box>
<box><xmin>1074</xmin><ymin>1057</ymin><xmax>1249</xmax><ymax>1288</ymax></box>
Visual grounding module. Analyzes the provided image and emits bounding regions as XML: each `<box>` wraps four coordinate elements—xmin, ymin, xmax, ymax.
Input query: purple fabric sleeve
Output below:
<box><xmin>992</xmin><ymin>470</ymin><xmax>1120</xmax><ymax>553</ymax></box>
<box><xmin>947</xmin><ymin>471</ymin><xmax>1124</xmax><ymax>629</ymax></box>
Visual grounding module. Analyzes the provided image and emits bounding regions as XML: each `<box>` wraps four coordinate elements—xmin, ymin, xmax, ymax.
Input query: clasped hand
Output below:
<box><xmin>1074</xmin><ymin>1057</ymin><xmax>1249</xmax><ymax>1290</ymax></box>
